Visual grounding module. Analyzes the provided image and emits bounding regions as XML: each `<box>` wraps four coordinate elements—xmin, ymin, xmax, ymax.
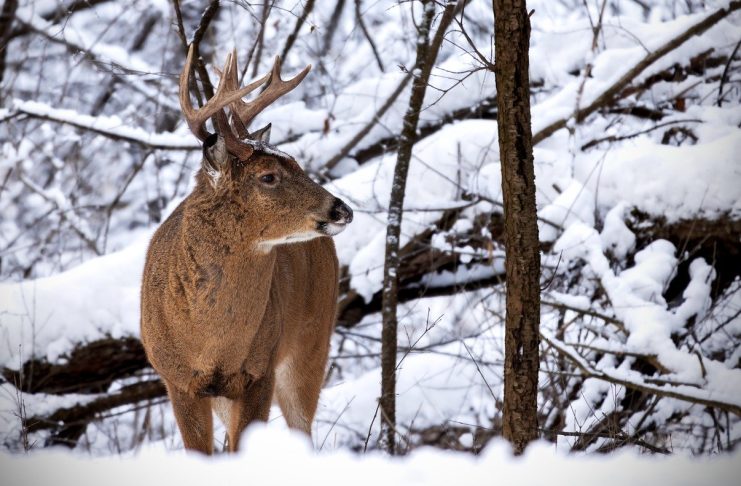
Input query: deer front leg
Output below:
<box><xmin>165</xmin><ymin>380</ymin><xmax>214</xmax><ymax>454</ymax></box>
<box><xmin>226</xmin><ymin>370</ymin><xmax>276</xmax><ymax>452</ymax></box>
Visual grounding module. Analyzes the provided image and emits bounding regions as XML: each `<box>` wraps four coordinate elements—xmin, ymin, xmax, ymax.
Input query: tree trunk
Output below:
<box><xmin>0</xmin><ymin>0</ymin><xmax>19</xmax><ymax>86</ymax></box>
<box><xmin>492</xmin><ymin>0</ymin><xmax>541</xmax><ymax>455</ymax></box>
<box><xmin>379</xmin><ymin>0</ymin><xmax>457</xmax><ymax>455</ymax></box>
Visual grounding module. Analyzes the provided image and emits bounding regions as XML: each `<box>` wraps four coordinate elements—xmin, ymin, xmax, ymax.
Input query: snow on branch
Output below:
<box><xmin>541</xmin><ymin>331</ymin><xmax>741</xmax><ymax>416</ymax></box>
<box><xmin>533</xmin><ymin>1</ymin><xmax>741</xmax><ymax>144</ymax></box>
<box><xmin>14</xmin><ymin>7</ymin><xmax>181</xmax><ymax>113</ymax></box>
<box><xmin>12</xmin><ymin>100</ymin><xmax>199</xmax><ymax>151</ymax></box>
<box><xmin>19</xmin><ymin>173</ymin><xmax>101</xmax><ymax>255</ymax></box>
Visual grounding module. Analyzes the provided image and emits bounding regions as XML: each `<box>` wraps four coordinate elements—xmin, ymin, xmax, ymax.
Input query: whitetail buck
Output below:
<box><xmin>140</xmin><ymin>46</ymin><xmax>352</xmax><ymax>454</ymax></box>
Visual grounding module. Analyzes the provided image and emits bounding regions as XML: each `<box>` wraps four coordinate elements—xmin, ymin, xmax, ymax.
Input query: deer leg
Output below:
<box><xmin>165</xmin><ymin>380</ymin><xmax>214</xmax><ymax>454</ymax></box>
<box><xmin>226</xmin><ymin>370</ymin><xmax>276</xmax><ymax>452</ymax></box>
<box><xmin>275</xmin><ymin>345</ymin><xmax>328</xmax><ymax>438</ymax></box>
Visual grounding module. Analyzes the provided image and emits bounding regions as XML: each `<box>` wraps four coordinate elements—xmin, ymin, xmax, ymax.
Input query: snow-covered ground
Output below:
<box><xmin>2</xmin><ymin>429</ymin><xmax>740</xmax><ymax>486</ymax></box>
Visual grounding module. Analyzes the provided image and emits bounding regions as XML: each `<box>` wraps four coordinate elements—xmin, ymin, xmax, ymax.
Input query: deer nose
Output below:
<box><xmin>330</xmin><ymin>198</ymin><xmax>353</xmax><ymax>224</ymax></box>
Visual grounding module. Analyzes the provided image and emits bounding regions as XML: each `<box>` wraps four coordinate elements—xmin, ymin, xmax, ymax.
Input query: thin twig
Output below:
<box><xmin>354</xmin><ymin>0</ymin><xmax>384</xmax><ymax>72</ymax></box>
<box><xmin>322</xmin><ymin>72</ymin><xmax>413</xmax><ymax>172</ymax></box>
<box><xmin>716</xmin><ymin>36</ymin><xmax>741</xmax><ymax>107</ymax></box>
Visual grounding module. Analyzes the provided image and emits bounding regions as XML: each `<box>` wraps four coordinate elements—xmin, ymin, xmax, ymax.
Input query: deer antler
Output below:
<box><xmin>179</xmin><ymin>45</ymin><xmax>263</xmax><ymax>159</ymax></box>
<box><xmin>179</xmin><ymin>46</ymin><xmax>311</xmax><ymax>157</ymax></box>
<box><xmin>225</xmin><ymin>50</ymin><xmax>311</xmax><ymax>139</ymax></box>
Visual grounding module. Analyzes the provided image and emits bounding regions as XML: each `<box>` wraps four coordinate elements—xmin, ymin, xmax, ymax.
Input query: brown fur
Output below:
<box><xmin>141</xmin><ymin>145</ymin><xmax>349</xmax><ymax>454</ymax></box>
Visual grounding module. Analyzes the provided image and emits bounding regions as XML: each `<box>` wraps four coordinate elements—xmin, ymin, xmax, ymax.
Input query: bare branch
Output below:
<box><xmin>717</xmin><ymin>37</ymin><xmax>741</xmax><ymax>106</ymax></box>
<box><xmin>541</xmin><ymin>331</ymin><xmax>741</xmax><ymax>416</ymax></box>
<box><xmin>322</xmin><ymin>72</ymin><xmax>412</xmax><ymax>172</ymax></box>
<box><xmin>354</xmin><ymin>0</ymin><xmax>385</xmax><ymax>72</ymax></box>
<box><xmin>280</xmin><ymin>0</ymin><xmax>316</xmax><ymax>63</ymax></box>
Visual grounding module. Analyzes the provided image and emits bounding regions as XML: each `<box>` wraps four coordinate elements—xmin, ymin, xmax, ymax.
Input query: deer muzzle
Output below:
<box><xmin>318</xmin><ymin>198</ymin><xmax>353</xmax><ymax>236</ymax></box>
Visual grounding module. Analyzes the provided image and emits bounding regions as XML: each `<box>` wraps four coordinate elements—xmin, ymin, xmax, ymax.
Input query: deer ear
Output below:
<box><xmin>249</xmin><ymin>123</ymin><xmax>272</xmax><ymax>144</ymax></box>
<box><xmin>203</xmin><ymin>134</ymin><xmax>229</xmax><ymax>187</ymax></box>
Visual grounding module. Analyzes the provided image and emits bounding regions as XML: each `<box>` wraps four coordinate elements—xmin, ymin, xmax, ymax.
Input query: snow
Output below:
<box><xmin>0</xmin><ymin>232</ymin><xmax>150</xmax><ymax>367</ymax></box>
<box><xmin>600</xmin><ymin>203</ymin><xmax>636</xmax><ymax>260</ymax></box>
<box><xmin>574</xmin><ymin>132</ymin><xmax>741</xmax><ymax>222</ymax></box>
<box><xmin>1</xmin><ymin>430</ymin><xmax>740</xmax><ymax>486</ymax></box>
<box><xmin>538</xmin><ymin>180</ymin><xmax>596</xmax><ymax>243</ymax></box>
<box><xmin>552</xmin><ymin>222</ymin><xmax>741</xmax><ymax>410</ymax></box>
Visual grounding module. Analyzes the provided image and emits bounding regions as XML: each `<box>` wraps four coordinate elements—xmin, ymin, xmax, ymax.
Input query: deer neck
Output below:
<box><xmin>176</xmin><ymin>193</ymin><xmax>277</xmax><ymax>318</ymax></box>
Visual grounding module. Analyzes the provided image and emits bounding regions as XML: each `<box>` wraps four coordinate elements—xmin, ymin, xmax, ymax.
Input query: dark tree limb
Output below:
<box><xmin>26</xmin><ymin>380</ymin><xmax>166</xmax><ymax>448</ymax></box>
<box><xmin>172</xmin><ymin>0</ymin><xmax>221</xmax><ymax>104</ymax></box>
<box><xmin>354</xmin><ymin>0</ymin><xmax>384</xmax><ymax>72</ymax></box>
<box><xmin>0</xmin><ymin>0</ymin><xmax>18</xmax><ymax>86</ymax></box>
<box><xmin>349</xmin><ymin>94</ymin><xmax>498</xmax><ymax>165</ymax></box>
<box><xmin>251</xmin><ymin>0</ymin><xmax>275</xmax><ymax>78</ymax></box>
<box><xmin>322</xmin><ymin>87</ymin><xmax>500</xmax><ymax>174</ymax></box>
<box><xmin>580</xmin><ymin>118</ymin><xmax>702</xmax><ymax>150</ymax></box>
<box><xmin>320</xmin><ymin>0</ymin><xmax>346</xmax><ymax>57</ymax></box>
<box><xmin>280</xmin><ymin>0</ymin><xmax>316</xmax><ymax>62</ymax></box>
<box><xmin>717</xmin><ymin>37</ymin><xmax>741</xmax><ymax>106</ymax></box>
<box><xmin>2</xmin><ymin>337</ymin><xmax>149</xmax><ymax>395</ymax></box>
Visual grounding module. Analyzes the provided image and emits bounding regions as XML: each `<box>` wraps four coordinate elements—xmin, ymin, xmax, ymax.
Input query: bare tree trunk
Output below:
<box><xmin>320</xmin><ymin>0</ymin><xmax>346</xmax><ymax>57</ymax></box>
<box><xmin>492</xmin><ymin>0</ymin><xmax>540</xmax><ymax>455</ymax></box>
<box><xmin>0</xmin><ymin>0</ymin><xmax>19</xmax><ymax>86</ymax></box>
<box><xmin>379</xmin><ymin>0</ymin><xmax>456</xmax><ymax>455</ymax></box>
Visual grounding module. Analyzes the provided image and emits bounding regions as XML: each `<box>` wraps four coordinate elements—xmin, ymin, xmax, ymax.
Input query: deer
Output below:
<box><xmin>140</xmin><ymin>45</ymin><xmax>353</xmax><ymax>455</ymax></box>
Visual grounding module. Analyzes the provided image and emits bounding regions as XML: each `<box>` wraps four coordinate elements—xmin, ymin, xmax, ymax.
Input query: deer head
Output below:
<box><xmin>179</xmin><ymin>46</ymin><xmax>352</xmax><ymax>249</ymax></box>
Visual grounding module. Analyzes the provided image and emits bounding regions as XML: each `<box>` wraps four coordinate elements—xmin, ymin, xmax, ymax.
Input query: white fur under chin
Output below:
<box><xmin>257</xmin><ymin>224</ymin><xmax>347</xmax><ymax>252</ymax></box>
<box><xmin>322</xmin><ymin>222</ymin><xmax>347</xmax><ymax>236</ymax></box>
<box><xmin>258</xmin><ymin>231</ymin><xmax>321</xmax><ymax>252</ymax></box>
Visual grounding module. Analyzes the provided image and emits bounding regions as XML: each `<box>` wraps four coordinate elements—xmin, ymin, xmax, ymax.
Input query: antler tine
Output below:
<box><xmin>223</xmin><ymin>49</ymin><xmax>271</xmax><ymax>139</ymax></box>
<box><xmin>178</xmin><ymin>45</ymin><xmax>265</xmax><ymax>157</ymax></box>
<box><xmin>230</xmin><ymin>55</ymin><xmax>312</xmax><ymax>134</ymax></box>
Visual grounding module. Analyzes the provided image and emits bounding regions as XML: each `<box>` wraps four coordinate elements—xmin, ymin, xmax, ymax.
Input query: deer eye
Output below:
<box><xmin>259</xmin><ymin>173</ymin><xmax>277</xmax><ymax>185</ymax></box>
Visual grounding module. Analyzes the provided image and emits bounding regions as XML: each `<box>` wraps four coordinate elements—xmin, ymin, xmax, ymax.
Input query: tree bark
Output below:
<box><xmin>0</xmin><ymin>0</ymin><xmax>19</xmax><ymax>86</ymax></box>
<box><xmin>379</xmin><ymin>0</ymin><xmax>457</xmax><ymax>455</ymax></box>
<box><xmin>492</xmin><ymin>0</ymin><xmax>540</xmax><ymax>455</ymax></box>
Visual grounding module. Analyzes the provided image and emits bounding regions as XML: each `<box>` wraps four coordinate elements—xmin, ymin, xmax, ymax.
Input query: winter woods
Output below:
<box><xmin>0</xmin><ymin>0</ymin><xmax>740</xmax><ymax>468</ymax></box>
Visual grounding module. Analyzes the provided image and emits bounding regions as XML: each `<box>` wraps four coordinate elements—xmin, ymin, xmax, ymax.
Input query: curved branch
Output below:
<box><xmin>533</xmin><ymin>1</ymin><xmax>741</xmax><ymax>144</ymax></box>
<box><xmin>541</xmin><ymin>331</ymin><xmax>741</xmax><ymax>416</ymax></box>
